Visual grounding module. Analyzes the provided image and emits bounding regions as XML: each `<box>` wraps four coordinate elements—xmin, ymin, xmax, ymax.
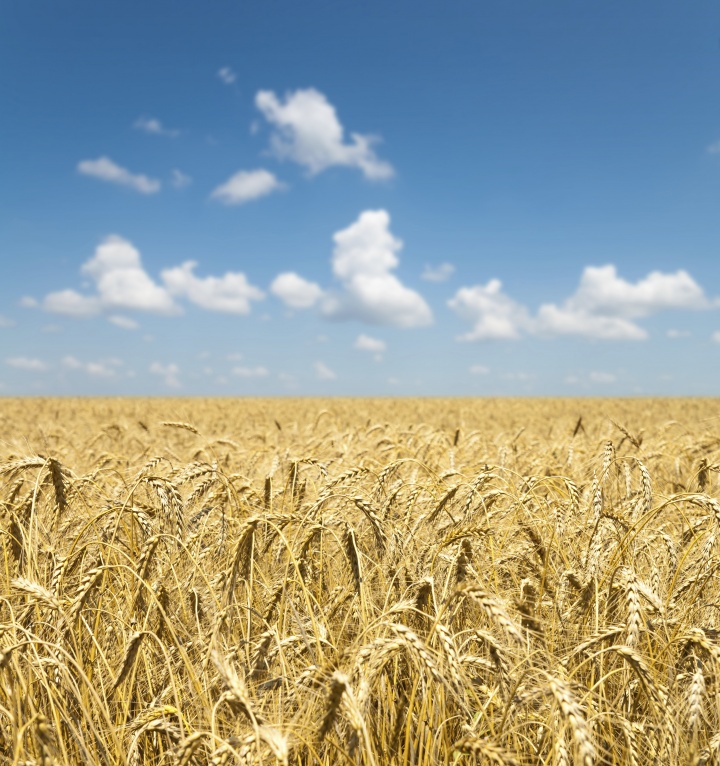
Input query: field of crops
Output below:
<box><xmin>1</xmin><ymin>397</ymin><xmax>720</xmax><ymax>765</ymax></box>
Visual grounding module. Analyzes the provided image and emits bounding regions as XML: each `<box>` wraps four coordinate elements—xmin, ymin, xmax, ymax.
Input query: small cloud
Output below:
<box><xmin>0</xmin><ymin>315</ymin><xmax>15</xmax><ymax>328</ymax></box>
<box><xmin>232</xmin><ymin>365</ymin><xmax>269</xmax><ymax>378</ymax></box>
<box><xmin>316</xmin><ymin>335</ymin><xmax>329</xmax><ymax>343</ymax></box>
<box><xmin>62</xmin><ymin>355</ymin><xmax>120</xmax><ymax>377</ymax></box>
<box><xmin>564</xmin><ymin>375</ymin><xmax>580</xmax><ymax>385</ymax></box>
<box><xmin>388</xmin><ymin>376</ymin><xmax>400</xmax><ymax>385</ymax></box>
<box><xmin>217</xmin><ymin>66</ymin><xmax>237</xmax><ymax>84</ymax></box>
<box><xmin>133</xmin><ymin>116</ymin><xmax>179</xmax><ymax>138</ymax></box>
<box><xmin>314</xmin><ymin>361</ymin><xmax>336</xmax><ymax>380</ymax></box>
<box><xmin>354</xmin><ymin>334</ymin><xmax>386</xmax><ymax>353</ymax></box>
<box><xmin>666</xmin><ymin>328</ymin><xmax>691</xmax><ymax>339</ymax></box>
<box><xmin>708</xmin><ymin>140</ymin><xmax>720</xmax><ymax>155</ymax></box>
<box><xmin>150</xmin><ymin>361</ymin><xmax>180</xmax><ymax>387</ymax></box>
<box><xmin>271</xmin><ymin>272</ymin><xmax>324</xmax><ymax>309</ymax></box>
<box><xmin>108</xmin><ymin>315</ymin><xmax>139</xmax><ymax>330</ymax></box>
<box><xmin>77</xmin><ymin>156</ymin><xmax>161</xmax><ymax>194</ymax></box>
<box><xmin>255</xmin><ymin>88</ymin><xmax>394</xmax><ymax>179</ymax></box>
<box><xmin>226</xmin><ymin>352</ymin><xmax>243</xmax><ymax>362</ymax></box>
<box><xmin>211</xmin><ymin>169</ymin><xmax>286</xmax><ymax>205</ymax></box>
<box><xmin>41</xmin><ymin>324</ymin><xmax>62</xmax><ymax>333</ymax></box>
<box><xmin>469</xmin><ymin>364</ymin><xmax>489</xmax><ymax>375</ymax></box>
<box><xmin>162</xmin><ymin>261</ymin><xmax>264</xmax><ymax>314</ymax></box>
<box><xmin>421</xmin><ymin>263</ymin><xmax>455</xmax><ymax>282</ymax></box>
<box><xmin>712</xmin><ymin>330</ymin><xmax>720</xmax><ymax>343</ymax></box>
<box><xmin>6</xmin><ymin>357</ymin><xmax>47</xmax><ymax>371</ymax></box>
<box><xmin>20</xmin><ymin>296</ymin><xmax>38</xmax><ymax>308</ymax></box>
<box><xmin>171</xmin><ymin>169</ymin><xmax>192</xmax><ymax>189</ymax></box>
<box><xmin>589</xmin><ymin>371</ymin><xmax>616</xmax><ymax>384</ymax></box>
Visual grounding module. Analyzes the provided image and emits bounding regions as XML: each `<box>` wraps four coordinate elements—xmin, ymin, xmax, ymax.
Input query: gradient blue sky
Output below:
<box><xmin>2</xmin><ymin>0</ymin><xmax>720</xmax><ymax>395</ymax></box>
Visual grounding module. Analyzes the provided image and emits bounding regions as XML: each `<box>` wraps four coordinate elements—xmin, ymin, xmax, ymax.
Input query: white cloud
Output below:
<box><xmin>62</xmin><ymin>355</ymin><xmax>121</xmax><ymax>377</ymax></box>
<box><xmin>211</xmin><ymin>169</ymin><xmax>286</xmax><ymax>205</ymax></box>
<box><xmin>270</xmin><ymin>272</ymin><xmax>324</xmax><ymax>309</ymax></box>
<box><xmin>470</xmin><ymin>364</ymin><xmax>489</xmax><ymax>375</ymax></box>
<box><xmin>712</xmin><ymin>331</ymin><xmax>720</xmax><ymax>343</ymax></box>
<box><xmin>451</xmin><ymin>264</ymin><xmax>713</xmax><ymax>342</ymax></box>
<box><xmin>76</xmin><ymin>235</ymin><xmax>176</xmax><ymax>314</ymax></box>
<box><xmin>589</xmin><ymin>371</ymin><xmax>616</xmax><ymax>384</ymax></box>
<box><xmin>269</xmin><ymin>212</ymin><xmax>431</xmax><ymax>327</ymax></box>
<box><xmin>44</xmin><ymin>290</ymin><xmax>101</xmax><ymax>318</ymax></box>
<box><xmin>217</xmin><ymin>66</ymin><xmax>236</xmax><ymax>84</ymax></box>
<box><xmin>421</xmin><ymin>263</ymin><xmax>455</xmax><ymax>282</ymax></box>
<box><xmin>354</xmin><ymin>334</ymin><xmax>386</xmax><ymax>353</ymax></box>
<box><xmin>108</xmin><ymin>315</ymin><xmax>139</xmax><ymax>330</ymax></box>
<box><xmin>77</xmin><ymin>156</ymin><xmax>161</xmax><ymax>194</ymax></box>
<box><xmin>171</xmin><ymin>169</ymin><xmax>192</xmax><ymax>189</ymax></box>
<box><xmin>667</xmin><ymin>328</ymin><xmax>691</xmax><ymax>339</ymax></box>
<box><xmin>42</xmin><ymin>236</ymin><xmax>264</xmax><ymax>319</ymax></box>
<box><xmin>314</xmin><ymin>361</ymin><xmax>336</xmax><ymax>380</ymax></box>
<box><xmin>0</xmin><ymin>316</ymin><xmax>15</xmax><ymax>328</ymax></box>
<box><xmin>150</xmin><ymin>361</ymin><xmax>180</xmax><ymax>388</ymax></box>
<box><xmin>161</xmin><ymin>261</ymin><xmax>264</xmax><ymax>314</ymax></box>
<box><xmin>322</xmin><ymin>210</ymin><xmax>432</xmax><ymax>327</ymax></box>
<box><xmin>255</xmin><ymin>88</ymin><xmax>393</xmax><ymax>179</ymax></box>
<box><xmin>6</xmin><ymin>357</ymin><xmax>47</xmax><ymax>371</ymax></box>
<box><xmin>20</xmin><ymin>297</ymin><xmax>38</xmax><ymax>308</ymax></box>
<box><xmin>133</xmin><ymin>117</ymin><xmax>179</xmax><ymax>138</ymax></box>
<box><xmin>535</xmin><ymin>265</ymin><xmax>708</xmax><ymax>340</ymax></box>
<box><xmin>535</xmin><ymin>304</ymin><xmax>647</xmax><ymax>340</ymax></box>
<box><xmin>232</xmin><ymin>365</ymin><xmax>269</xmax><ymax>378</ymax></box>
<box><xmin>708</xmin><ymin>140</ymin><xmax>720</xmax><ymax>154</ymax></box>
<box><xmin>226</xmin><ymin>352</ymin><xmax>244</xmax><ymax>362</ymax></box>
<box><xmin>449</xmin><ymin>279</ymin><xmax>530</xmax><ymax>341</ymax></box>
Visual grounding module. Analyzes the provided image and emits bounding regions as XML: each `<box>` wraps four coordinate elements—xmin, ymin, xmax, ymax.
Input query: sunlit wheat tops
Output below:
<box><xmin>0</xmin><ymin>396</ymin><xmax>719</xmax><ymax>764</ymax></box>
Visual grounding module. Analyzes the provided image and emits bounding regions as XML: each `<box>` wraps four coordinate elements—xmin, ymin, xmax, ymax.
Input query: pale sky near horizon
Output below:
<box><xmin>2</xmin><ymin>1</ymin><xmax>720</xmax><ymax>395</ymax></box>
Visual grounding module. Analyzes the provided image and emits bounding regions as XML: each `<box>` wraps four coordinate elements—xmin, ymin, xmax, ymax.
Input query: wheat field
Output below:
<box><xmin>1</xmin><ymin>397</ymin><xmax>720</xmax><ymax>765</ymax></box>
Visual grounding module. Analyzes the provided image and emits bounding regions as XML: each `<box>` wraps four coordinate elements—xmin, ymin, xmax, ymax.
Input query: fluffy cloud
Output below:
<box><xmin>0</xmin><ymin>316</ymin><xmax>15</xmax><ymax>328</ymax></box>
<box><xmin>323</xmin><ymin>210</ymin><xmax>432</xmax><ymax>327</ymax></box>
<box><xmin>62</xmin><ymin>356</ymin><xmax>122</xmax><ymax>377</ymax></box>
<box><xmin>255</xmin><ymin>88</ymin><xmax>393</xmax><ymax>179</ymax></box>
<box><xmin>712</xmin><ymin>331</ymin><xmax>720</xmax><ymax>343</ymax></box>
<box><xmin>421</xmin><ymin>263</ymin><xmax>455</xmax><ymax>282</ymax></box>
<box><xmin>449</xmin><ymin>279</ymin><xmax>530</xmax><ymax>341</ymax></box>
<box><xmin>43</xmin><ymin>236</ymin><xmax>175</xmax><ymax>317</ymax></box>
<box><xmin>535</xmin><ymin>265</ymin><xmax>708</xmax><ymax>340</ymax></box>
<box><xmin>270</xmin><ymin>272</ymin><xmax>324</xmax><ymax>309</ymax></box>
<box><xmin>150</xmin><ymin>362</ymin><xmax>180</xmax><ymax>388</ymax></box>
<box><xmin>77</xmin><ymin>157</ymin><xmax>161</xmax><ymax>194</ymax></box>
<box><xmin>270</xmin><ymin>210</ymin><xmax>431</xmax><ymax>328</ymax></box>
<box><xmin>41</xmin><ymin>236</ymin><xmax>264</xmax><ymax>319</ymax></box>
<box><xmin>232</xmin><ymin>366</ymin><xmax>269</xmax><ymax>378</ymax></box>
<box><xmin>6</xmin><ymin>357</ymin><xmax>47</xmax><ymax>371</ymax></box>
<box><xmin>667</xmin><ymin>329</ymin><xmax>691</xmax><ymax>338</ymax></box>
<box><xmin>354</xmin><ymin>334</ymin><xmax>386</xmax><ymax>353</ymax></box>
<box><xmin>314</xmin><ymin>361</ymin><xmax>337</xmax><ymax>380</ymax></box>
<box><xmin>589</xmin><ymin>371</ymin><xmax>617</xmax><ymax>384</ymax></box>
<box><xmin>211</xmin><ymin>169</ymin><xmax>286</xmax><ymax>205</ymax></box>
<box><xmin>217</xmin><ymin>67</ymin><xmax>236</xmax><ymax>84</ymax></box>
<box><xmin>470</xmin><ymin>365</ymin><xmax>489</xmax><ymax>375</ymax></box>
<box><xmin>161</xmin><ymin>261</ymin><xmax>264</xmax><ymax>314</ymax></box>
<box><xmin>108</xmin><ymin>315</ymin><xmax>139</xmax><ymax>330</ymax></box>
<box><xmin>133</xmin><ymin>117</ymin><xmax>179</xmax><ymax>138</ymax></box>
<box><xmin>451</xmin><ymin>264</ymin><xmax>713</xmax><ymax>342</ymax></box>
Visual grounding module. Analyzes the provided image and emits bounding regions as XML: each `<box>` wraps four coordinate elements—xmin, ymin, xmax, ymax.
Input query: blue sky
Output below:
<box><xmin>2</xmin><ymin>0</ymin><xmax>720</xmax><ymax>395</ymax></box>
